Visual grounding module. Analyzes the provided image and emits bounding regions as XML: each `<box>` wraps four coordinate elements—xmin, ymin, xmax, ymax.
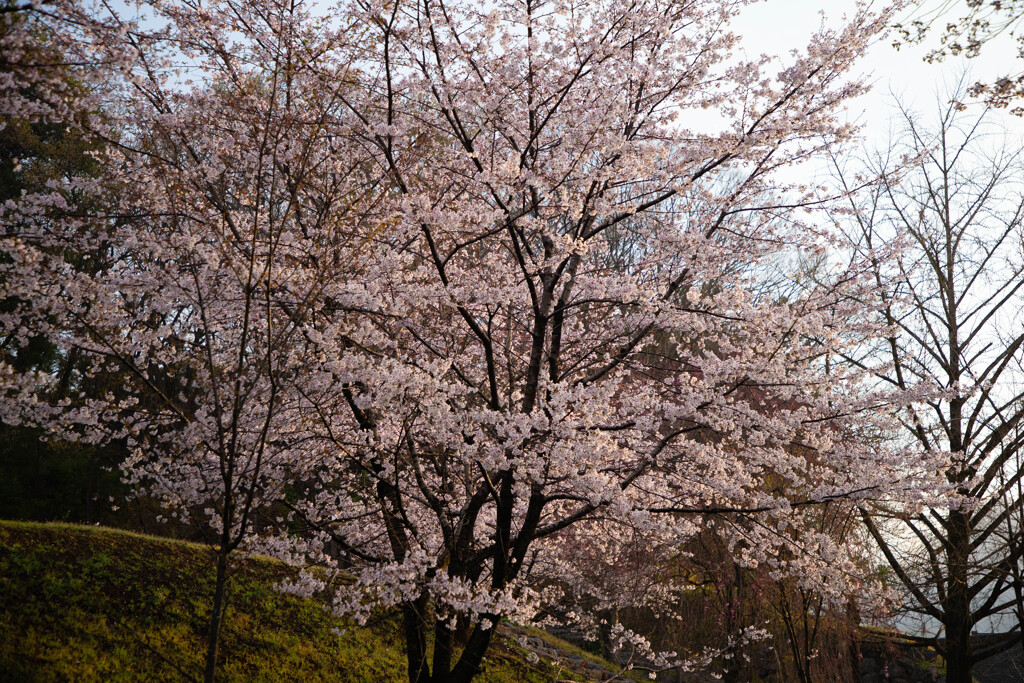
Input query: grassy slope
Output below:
<box><xmin>0</xmin><ymin>521</ymin><xmax>601</xmax><ymax>682</ymax></box>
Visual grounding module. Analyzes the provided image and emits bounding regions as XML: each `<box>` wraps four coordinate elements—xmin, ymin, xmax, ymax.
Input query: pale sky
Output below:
<box><xmin>734</xmin><ymin>0</ymin><xmax>1024</xmax><ymax>144</ymax></box>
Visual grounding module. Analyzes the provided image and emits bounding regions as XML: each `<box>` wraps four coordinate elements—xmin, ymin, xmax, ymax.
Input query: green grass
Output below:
<box><xmin>0</xmin><ymin>520</ymin><xmax>605</xmax><ymax>682</ymax></box>
<box><xmin>508</xmin><ymin>623</ymin><xmax>644</xmax><ymax>682</ymax></box>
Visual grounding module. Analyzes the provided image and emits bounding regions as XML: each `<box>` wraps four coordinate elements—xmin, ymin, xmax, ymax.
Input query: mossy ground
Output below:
<box><xmin>0</xmin><ymin>521</ymin><xmax>601</xmax><ymax>682</ymax></box>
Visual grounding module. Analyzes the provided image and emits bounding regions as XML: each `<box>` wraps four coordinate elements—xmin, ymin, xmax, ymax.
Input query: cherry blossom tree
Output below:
<box><xmin>264</xmin><ymin>0</ymin><xmax>943</xmax><ymax>681</ymax></box>
<box><xmin>0</xmin><ymin>0</ymin><xmax>949</xmax><ymax>681</ymax></box>
<box><xmin>0</xmin><ymin>0</ymin><xmax>115</xmax><ymax>129</ymax></box>
<box><xmin>1</xmin><ymin>0</ymin><xmax>374</xmax><ymax>679</ymax></box>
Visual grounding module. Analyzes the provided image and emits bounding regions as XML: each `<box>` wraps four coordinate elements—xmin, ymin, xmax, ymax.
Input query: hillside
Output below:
<box><xmin>0</xmin><ymin>521</ymin><xmax>620</xmax><ymax>682</ymax></box>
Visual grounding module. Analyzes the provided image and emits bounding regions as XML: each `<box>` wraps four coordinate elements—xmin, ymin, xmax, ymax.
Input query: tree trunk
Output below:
<box><xmin>203</xmin><ymin>549</ymin><xmax>230</xmax><ymax>683</ymax></box>
<box><xmin>848</xmin><ymin>601</ymin><xmax>861</xmax><ymax>683</ymax></box>
<box><xmin>432</xmin><ymin>618</ymin><xmax>453</xmax><ymax>683</ymax></box>
<box><xmin>944</xmin><ymin>510</ymin><xmax>972</xmax><ymax>683</ymax></box>
<box><xmin>448</xmin><ymin>620</ymin><xmax>496</xmax><ymax>683</ymax></box>
<box><xmin>401</xmin><ymin>598</ymin><xmax>431</xmax><ymax>683</ymax></box>
<box><xmin>945</xmin><ymin>637</ymin><xmax>972</xmax><ymax>683</ymax></box>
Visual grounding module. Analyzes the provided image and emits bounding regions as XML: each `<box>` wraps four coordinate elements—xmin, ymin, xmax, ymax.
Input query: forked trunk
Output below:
<box><xmin>399</xmin><ymin>605</ymin><xmax>497</xmax><ymax>683</ymax></box>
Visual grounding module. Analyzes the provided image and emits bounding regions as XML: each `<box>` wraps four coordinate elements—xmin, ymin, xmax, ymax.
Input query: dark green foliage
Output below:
<box><xmin>0</xmin><ymin>102</ymin><xmax>101</xmax><ymax>203</ymax></box>
<box><xmin>0</xmin><ymin>433</ymin><xmax>125</xmax><ymax>524</ymax></box>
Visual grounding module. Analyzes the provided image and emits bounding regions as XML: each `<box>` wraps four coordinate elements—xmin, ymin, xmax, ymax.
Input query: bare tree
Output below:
<box><xmin>837</xmin><ymin>84</ymin><xmax>1024</xmax><ymax>683</ymax></box>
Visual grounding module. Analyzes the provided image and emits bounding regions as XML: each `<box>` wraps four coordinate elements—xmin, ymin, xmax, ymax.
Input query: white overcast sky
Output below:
<box><xmin>733</xmin><ymin>0</ymin><xmax>1024</xmax><ymax>145</ymax></box>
